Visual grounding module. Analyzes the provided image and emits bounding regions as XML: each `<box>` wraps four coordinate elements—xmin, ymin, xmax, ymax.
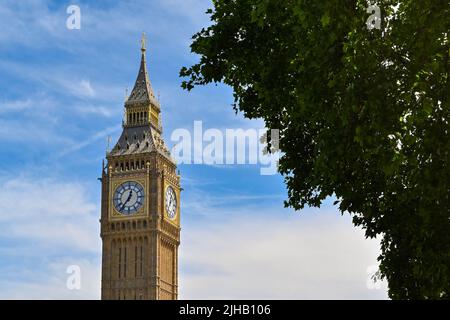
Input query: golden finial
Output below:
<box><xmin>141</xmin><ymin>32</ymin><xmax>146</xmax><ymax>52</ymax></box>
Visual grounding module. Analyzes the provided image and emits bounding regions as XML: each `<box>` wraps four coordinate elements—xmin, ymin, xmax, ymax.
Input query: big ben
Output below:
<box><xmin>100</xmin><ymin>34</ymin><xmax>180</xmax><ymax>300</ymax></box>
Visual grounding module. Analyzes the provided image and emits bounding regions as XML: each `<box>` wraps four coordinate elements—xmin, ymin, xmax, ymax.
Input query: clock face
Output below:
<box><xmin>165</xmin><ymin>186</ymin><xmax>177</xmax><ymax>220</ymax></box>
<box><xmin>113</xmin><ymin>181</ymin><xmax>144</xmax><ymax>215</ymax></box>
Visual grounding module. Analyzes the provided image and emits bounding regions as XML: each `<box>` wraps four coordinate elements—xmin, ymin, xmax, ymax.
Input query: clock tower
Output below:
<box><xmin>100</xmin><ymin>34</ymin><xmax>180</xmax><ymax>300</ymax></box>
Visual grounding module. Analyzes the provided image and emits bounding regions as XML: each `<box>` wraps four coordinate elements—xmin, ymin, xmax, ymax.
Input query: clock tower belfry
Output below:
<box><xmin>100</xmin><ymin>34</ymin><xmax>180</xmax><ymax>300</ymax></box>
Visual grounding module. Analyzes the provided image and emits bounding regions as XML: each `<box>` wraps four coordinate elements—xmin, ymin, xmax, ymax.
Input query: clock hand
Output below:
<box><xmin>120</xmin><ymin>190</ymin><xmax>133</xmax><ymax>211</ymax></box>
<box><xmin>126</xmin><ymin>190</ymin><xmax>133</xmax><ymax>202</ymax></box>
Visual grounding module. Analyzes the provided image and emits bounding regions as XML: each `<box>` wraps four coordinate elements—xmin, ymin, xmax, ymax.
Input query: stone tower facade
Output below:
<box><xmin>100</xmin><ymin>35</ymin><xmax>180</xmax><ymax>300</ymax></box>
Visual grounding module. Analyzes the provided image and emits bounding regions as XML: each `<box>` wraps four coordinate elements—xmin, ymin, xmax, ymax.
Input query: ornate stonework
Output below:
<box><xmin>100</xmin><ymin>35</ymin><xmax>180</xmax><ymax>300</ymax></box>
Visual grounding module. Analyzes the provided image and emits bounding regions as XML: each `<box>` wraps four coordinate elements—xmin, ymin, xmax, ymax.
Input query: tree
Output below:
<box><xmin>180</xmin><ymin>0</ymin><xmax>450</xmax><ymax>299</ymax></box>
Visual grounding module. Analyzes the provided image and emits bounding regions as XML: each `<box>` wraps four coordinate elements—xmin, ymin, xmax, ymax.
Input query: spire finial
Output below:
<box><xmin>106</xmin><ymin>135</ymin><xmax>111</xmax><ymax>153</ymax></box>
<box><xmin>141</xmin><ymin>32</ymin><xmax>146</xmax><ymax>52</ymax></box>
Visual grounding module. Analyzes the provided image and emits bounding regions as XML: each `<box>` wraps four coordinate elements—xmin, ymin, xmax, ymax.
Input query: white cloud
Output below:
<box><xmin>0</xmin><ymin>259</ymin><xmax>101</xmax><ymax>300</ymax></box>
<box><xmin>0</xmin><ymin>174</ymin><xmax>388</xmax><ymax>299</ymax></box>
<box><xmin>0</xmin><ymin>175</ymin><xmax>102</xmax><ymax>299</ymax></box>
<box><xmin>179</xmin><ymin>209</ymin><xmax>388</xmax><ymax>299</ymax></box>
<box><xmin>0</xmin><ymin>59</ymin><xmax>123</xmax><ymax>102</ymax></box>
<box><xmin>0</xmin><ymin>119</ymin><xmax>72</xmax><ymax>145</ymax></box>
<box><xmin>0</xmin><ymin>176</ymin><xmax>100</xmax><ymax>253</ymax></box>
<box><xmin>0</xmin><ymin>98</ymin><xmax>33</xmax><ymax>112</ymax></box>
<box><xmin>56</xmin><ymin>125</ymin><xmax>121</xmax><ymax>157</ymax></box>
<box><xmin>0</xmin><ymin>95</ymin><xmax>58</xmax><ymax>117</ymax></box>
<box><xmin>75</xmin><ymin>104</ymin><xmax>117</xmax><ymax>117</ymax></box>
<box><xmin>70</xmin><ymin>79</ymin><xmax>95</xmax><ymax>98</ymax></box>
<box><xmin>0</xmin><ymin>0</ymin><xmax>211</xmax><ymax>54</ymax></box>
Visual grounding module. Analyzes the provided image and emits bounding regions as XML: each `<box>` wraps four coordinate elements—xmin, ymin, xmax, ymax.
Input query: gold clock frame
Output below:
<box><xmin>109</xmin><ymin>177</ymin><xmax>148</xmax><ymax>219</ymax></box>
<box><xmin>163</xmin><ymin>182</ymin><xmax>180</xmax><ymax>226</ymax></box>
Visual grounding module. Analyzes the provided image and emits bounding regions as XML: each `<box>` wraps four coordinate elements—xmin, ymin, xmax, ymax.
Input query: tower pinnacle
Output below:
<box><xmin>141</xmin><ymin>32</ymin><xmax>146</xmax><ymax>53</ymax></box>
<box><xmin>125</xmin><ymin>33</ymin><xmax>158</xmax><ymax>108</ymax></box>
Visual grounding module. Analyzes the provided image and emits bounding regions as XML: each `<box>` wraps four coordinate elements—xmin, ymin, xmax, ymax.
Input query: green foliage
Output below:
<box><xmin>181</xmin><ymin>0</ymin><xmax>450</xmax><ymax>299</ymax></box>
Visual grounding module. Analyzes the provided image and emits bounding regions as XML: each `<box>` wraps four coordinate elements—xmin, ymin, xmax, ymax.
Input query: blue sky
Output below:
<box><xmin>0</xmin><ymin>0</ymin><xmax>388</xmax><ymax>299</ymax></box>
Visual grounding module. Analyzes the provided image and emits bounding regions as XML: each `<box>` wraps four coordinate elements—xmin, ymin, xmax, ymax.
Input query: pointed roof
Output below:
<box><xmin>125</xmin><ymin>33</ymin><xmax>159</xmax><ymax>108</ymax></box>
<box><xmin>107</xmin><ymin>33</ymin><xmax>174</xmax><ymax>163</ymax></box>
<box><xmin>108</xmin><ymin>125</ymin><xmax>172</xmax><ymax>161</ymax></box>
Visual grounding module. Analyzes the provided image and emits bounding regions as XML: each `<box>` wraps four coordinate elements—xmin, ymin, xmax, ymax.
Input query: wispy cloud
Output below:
<box><xmin>57</xmin><ymin>125</ymin><xmax>121</xmax><ymax>158</ymax></box>
<box><xmin>69</xmin><ymin>79</ymin><xmax>95</xmax><ymax>98</ymax></box>
<box><xmin>75</xmin><ymin>104</ymin><xmax>119</xmax><ymax>117</ymax></box>
<box><xmin>0</xmin><ymin>175</ymin><xmax>99</xmax><ymax>251</ymax></box>
<box><xmin>0</xmin><ymin>174</ymin><xmax>101</xmax><ymax>298</ymax></box>
<box><xmin>0</xmin><ymin>259</ymin><xmax>101</xmax><ymax>300</ymax></box>
<box><xmin>0</xmin><ymin>119</ymin><xmax>73</xmax><ymax>145</ymax></box>
<box><xmin>0</xmin><ymin>98</ymin><xmax>33</xmax><ymax>112</ymax></box>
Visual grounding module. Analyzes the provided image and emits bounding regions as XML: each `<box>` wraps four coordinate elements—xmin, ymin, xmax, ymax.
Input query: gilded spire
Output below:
<box><xmin>141</xmin><ymin>32</ymin><xmax>146</xmax><ymax>52</ymax></box>
<box><xmin>125</xmin><ymin>33</ymin><xmax>158</xmax><ymax>107</ymax></box>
